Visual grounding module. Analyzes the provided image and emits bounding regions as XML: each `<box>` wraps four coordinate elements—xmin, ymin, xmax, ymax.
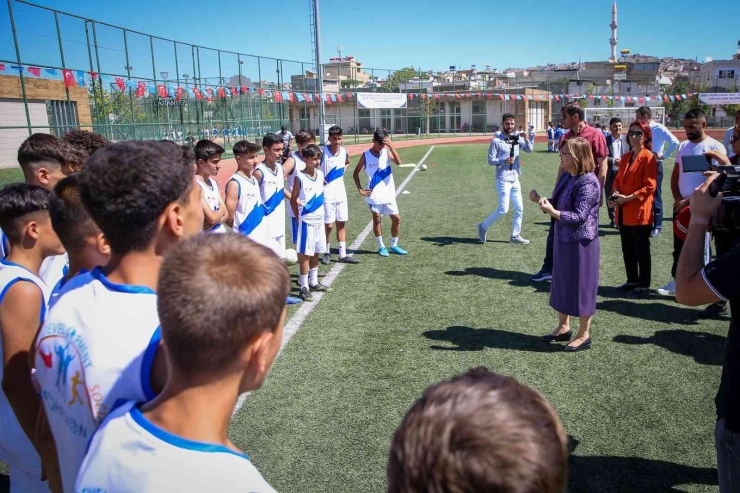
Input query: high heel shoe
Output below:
<box><xmin>564</xmin><ymin>338</ymin><xmax>591</xmax><ymax>352</ymax></box>
<box><xmin>541</xmin><ymin>330</ymin><xmax>572</xmax><ymax>343</ymax></box>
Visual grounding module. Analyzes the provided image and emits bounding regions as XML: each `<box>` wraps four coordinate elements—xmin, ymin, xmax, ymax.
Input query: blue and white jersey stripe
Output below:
<box><xmin>296</xmin><ymin>169</ymin><xmax>324</xmax><ymax>225</ymax></box>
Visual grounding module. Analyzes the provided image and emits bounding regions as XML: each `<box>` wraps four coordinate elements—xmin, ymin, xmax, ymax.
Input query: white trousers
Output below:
<box><xmin>482</xmin><ymin>178</ymin><xmax>523</xmax><ymax>237</ymax></box>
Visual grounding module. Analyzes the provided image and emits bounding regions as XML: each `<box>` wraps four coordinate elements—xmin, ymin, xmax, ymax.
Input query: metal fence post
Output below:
<box><xmin>7</xmin><ymin>0</ymin><xmax>32</xmax><ymax>136</ymax></box>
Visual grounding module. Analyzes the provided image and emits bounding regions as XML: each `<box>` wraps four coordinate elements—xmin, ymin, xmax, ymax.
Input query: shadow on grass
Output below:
<box><xmin>423</xmin><ymin>326</ymin><xmax>562</xmax><ymax>352</ymax></box>
<box><xmin>613</xmin><ymin>329</ymin><xmax>725</xmax><ymax>366</ymax></box>
<box><xmin>446</xmin><ymin>267</ymin><xmax>551</xmax><ymax>292</ymax></box>
<box><xmin>420</xmin><ymin>236</ymin><xmax>508</xmax><ymax>246</ymax></box>
<box><xmin>597</xmin><ymin>299</ymin><xmax>702</xmax><ymax>325</ymax></box>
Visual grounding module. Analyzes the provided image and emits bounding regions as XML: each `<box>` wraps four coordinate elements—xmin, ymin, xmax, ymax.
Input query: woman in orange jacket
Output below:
<box><xmin>608</xmin><ymin>120</ymin><xmax>658</xmax><ymax>298</ymax></box>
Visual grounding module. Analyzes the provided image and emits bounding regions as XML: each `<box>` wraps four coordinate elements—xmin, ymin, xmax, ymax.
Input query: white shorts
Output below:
<box><xmin>324</xmin><ymin>200</ymin><xmax>349</xmax><ymax>223</ymax></box>
<box><xmin>368</xmin><ymin>199</ymin><xmax>399</xmax><ymax>216</ymax></box>
<box><xmin>266</xmin><ymin>233</ymin><xmax>286</xmax><ymax>259</ymax></box>
<box><xmin>297</xmin><ymin>221</ymin><xmax>326</xmax><ymax>257</ymax></box>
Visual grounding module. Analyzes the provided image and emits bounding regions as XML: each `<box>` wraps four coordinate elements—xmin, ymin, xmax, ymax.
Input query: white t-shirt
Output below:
<box><xmin>228</xmin><ymin>172</ymin><xmax>266</xmax><ymax>243</ymax></box>
<box><xmin>76</xmin><ymin>401</ymin><xmax>277</xmax><ymax>493</ymax></box>
<box><xmin>196</xmin><ymin>177</ymin><xmax>226</xmax><ymax>234</ymax></box>
<box><xmin>0</xmin><ymin>228</ymin><xmax>68</xmax><ymax>287</ymax></box>
<box><xmin>363</xmin><ymin>149</ymin><xmax>396</xmax><ymax>206</ymax></box>
<box><xmin>0</xmin><ymin>260</ymin><xmax>50</xmax><ymax>474</ymax></box>
<box><xmin>285</xmin><ymin>152</ymin><xmax>306</xmax><ymax>218</ymax></box>
<box><xmin>724</xmin><ymin>126</ymin><xmax>736</xmax><ymax>159</ymax></box>
<box><xmin>676</xmin><ymin>137</ymin><xmax>726</xmax><ymax>198</ymax></box>
<box><xmin>34</xmin><ymin>267</ymin><xmax>161</xmax><ymax>493</ymax></box>
<box><xmin>322</xmin><ymin>145</ymin><xmax>349</xmax><ymax>203</ymax></box>
<box><xmin>296</xmin><ymin>169</ymin><xmax>325</xmax><ymax>225</ymax></box>
<box><xmin>256</xmin><ymin>162</ymin><xmax>286</xmax><ymax>238</ymax></box>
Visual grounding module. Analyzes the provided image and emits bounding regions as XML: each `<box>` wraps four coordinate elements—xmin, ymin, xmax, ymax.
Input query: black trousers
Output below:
<box><xmin>619</xmin><ymin>223</ymin><xmax>653</xmax><ymax>288</ymax></box>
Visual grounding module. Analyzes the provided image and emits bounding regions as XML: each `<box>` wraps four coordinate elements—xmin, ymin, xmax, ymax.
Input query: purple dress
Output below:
<box><xmin>549</xmin><ymin>173</ymin><xmax>601</xmax><ymax>317</ymax></box>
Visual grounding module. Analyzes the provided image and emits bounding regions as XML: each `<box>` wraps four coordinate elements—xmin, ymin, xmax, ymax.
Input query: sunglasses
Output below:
<box><xmin>628</xmin><ymin>131</ymin><xmax>644</xmax><ymax>137</ymax></box>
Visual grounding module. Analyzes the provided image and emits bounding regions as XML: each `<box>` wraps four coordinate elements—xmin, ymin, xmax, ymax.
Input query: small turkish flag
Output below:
<box><xmin>157</xmin><ymin>85</ymin><xmax>167</xmax><ymax>97</ymax></box>
<box><xmin>136</xmin><ymin>81</ymin><xmax>146</xmax><ymax>98</ymax></box>
<box><xmin>115</xmin><ymin>77</ymin><xmax>126</xmax><ymax>91</ymax></box>
<box><xmin>62</xmin><ymin>69</ymin><xmax>77</xmax><ymax>88</ymax></box>
<box><xmin>176</xmin><ymin>87</ymin><xmax>183</xmax><ymax>101</ymax></box>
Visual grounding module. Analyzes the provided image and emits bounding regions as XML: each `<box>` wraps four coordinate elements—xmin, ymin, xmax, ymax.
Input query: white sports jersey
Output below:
<box><xmin>321</xmin><ymin>145</ymin><xmax>349</xmax><ymax>203</ymax></box>
<box><xmin>0</xmin><ymin>227</ymin><xmax>67</xmax><ymax>287</ymax></box>
<box><xmin>285</xmin><ymin>152</ymin><xmax>306</xmax><ymax>218</ymax></box>
<box><xmin>34</xmin><ymin>267</ymin><xmax>161</xmax><ymax>493</ymax></box>
<box><xmin>196</xmin><ymin>177</ymin><xmax>226</xmax><ymax>233</ymax></box>
<box><xmin>296</xmin><ymin>170</ymin><xmax>325</xmax><ymax>225</ymax></box>
<box><xmin>363</xmin><ymin>148</ymin><xmax>396</xmax><ymax>205</ymax></box>
<box><xmin>257</xmin><ymin>161</ymin><xmax>285</xmax><ymax>237</ymax></box>
<box><xmin>0</xmin><ymin>260</ymin><xmax>50</xmax><ymax>475</ymax></box>
<box><xmin>228</xmin><ymin>172</ymin><xmax>266</xmax><ymax>242</ymax></box>
<box><xmin>76</xmin><ymin>401</ymin><xmax>277</xmax><ymax>493</ymax></box>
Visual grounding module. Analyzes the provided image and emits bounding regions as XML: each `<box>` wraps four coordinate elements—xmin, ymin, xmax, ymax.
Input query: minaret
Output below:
<box><xmin>609</xmin><ymin>0</ymin><xmax>618</xmax><ymax>63</ymax></box>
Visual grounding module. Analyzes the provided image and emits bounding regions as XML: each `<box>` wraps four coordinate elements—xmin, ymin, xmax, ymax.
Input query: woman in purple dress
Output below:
<box><xmin>530</xmin><ymin>137</ymin><xmax>600</xmax><ymax>352</ymax></box>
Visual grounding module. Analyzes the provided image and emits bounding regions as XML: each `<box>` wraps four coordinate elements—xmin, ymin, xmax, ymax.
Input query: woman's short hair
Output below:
<box><xmin>567</xmin><ymin>137</ymin><xmax>596</xmax><ymax>175</ymax></box>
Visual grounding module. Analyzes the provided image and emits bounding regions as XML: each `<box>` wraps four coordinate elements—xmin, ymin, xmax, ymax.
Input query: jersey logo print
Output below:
<box><xmin>39</xmin><ymin>348</ymin><xmax>53</xmax><ymax>368</ymax></box>
<box><xmin>55</xmin><ymin>343</ymin><xmax>74</xmax><ymax>395</ymax></box>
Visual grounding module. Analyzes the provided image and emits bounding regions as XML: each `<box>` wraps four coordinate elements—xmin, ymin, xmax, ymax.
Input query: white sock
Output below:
<box><xmin>299</xmin><ymin>274</ymin><xmax>309</xmax><ymax>290</ymax></box>
<box><xmin>390</xmin><ymin>237</ymin><xmax>399</xmax><ymax>248</ymax></box>
<box><xmin>338</xmin><ymin>241</ymin><xmax>347</xmax><ymax>258</ymax></box>
<box><xmin>376</xmin><ymin>236</ymin><xmax>385</xmax><ymax>249</ymax></box>
<box><xmin>326</xmin><ymin>242</ymin><xmax>331</xmax><ymax>254</ymax></box>
<box><xmin>309</xmin><ymin>267</ymin><xmax>319</xmax><ymax>285</ymax></box>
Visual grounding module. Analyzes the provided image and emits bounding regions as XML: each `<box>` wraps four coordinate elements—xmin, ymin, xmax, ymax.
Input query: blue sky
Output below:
<box><xmin>19</xmin><ymin>0</ymin><xmax>740</xmax><ymax>74</ymax></box>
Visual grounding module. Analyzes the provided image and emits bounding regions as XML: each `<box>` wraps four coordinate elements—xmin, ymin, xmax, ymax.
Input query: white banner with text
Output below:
<box><xmin>356</xmin><ymin>93</ymin><xmax>408</xmax><ymax>109</ymax></box>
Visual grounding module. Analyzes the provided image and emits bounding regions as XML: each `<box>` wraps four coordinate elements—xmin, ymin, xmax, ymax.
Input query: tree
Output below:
<box><xmin>381</xmin><ymin>67</ymin><xmax>421</xmax><ymax>93</ymax></box>
<box><xmin>720</xmin><ymin>88</ymin><xmax>740</xmax><ymax>119</ymax></box>
<box><xmin>340</xmin><ymin>79</ymin><xmax>361</xmax><ymax>89</ymax></box>
<box><xmin>578</xmin><ymin>83</ymin><xmax>595</xmax><ymax>109</ymax></box>
<box><xmin>420</xmin><ymin>98</ymin><xmax>437</xmax><ymax>134</ymax></box>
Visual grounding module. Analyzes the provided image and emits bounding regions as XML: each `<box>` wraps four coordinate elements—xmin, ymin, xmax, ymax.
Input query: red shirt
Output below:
<box><xmin>560</xmin><ymin>124</ymin><xmax>608</xmax><ymax>173</ymax></box>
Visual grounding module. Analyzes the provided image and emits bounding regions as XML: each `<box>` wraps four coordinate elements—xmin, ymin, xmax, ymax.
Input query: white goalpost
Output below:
<box><xmin>584</xmin><ymin>107</ymin><xmax>665</xmax><ymax>126</ymax></box>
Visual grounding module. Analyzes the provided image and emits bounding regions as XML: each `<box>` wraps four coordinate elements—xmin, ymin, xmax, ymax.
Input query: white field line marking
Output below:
<box><xmin>233</xmin><ymin>145</ymin><xmax>436</xmax><ymax>415</ymax></box>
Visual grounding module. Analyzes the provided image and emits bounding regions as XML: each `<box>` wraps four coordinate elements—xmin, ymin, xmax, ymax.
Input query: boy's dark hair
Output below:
<box><xmin>609</xmin><ymin>117</ymin><xmax>622</xmax><ymax>126</ymax></box>
<box><xmin>685</xmin><ymin>108</ymin><xmax>707</xmax><ymax>121</ymax></box>
<box><xmin>281</xmin><ymin>125</ymin><xmax>287</xmax><ymax>131</ymax></box>
<box><xmin>374</xmin><ymin>129</ymin><xmax>389</xmax><ymax>143</ymax></box>
<box><xmin>295</xmin><ymin>130</ymin><xmax>315</xmax><ymax>146</ymax></box>
<box><xmin>262</xmin><ymin>133</ymin><xmax>283</xmax><ymax>149</ymax></box>
<box><xmin>17</xmin><ymin>133</ymin><xmax>84</xmax><ymax>173</ymax></box>
<box><xmin>636</xmin><ymin>106</ymin><xmax>652</xmax><ymax>119</ymax></box>
<box><xmin>301</xmin><ymin>144</ymin><xmax>322</xmax><ymax>160</ymax></box>
<box><xmin>0</xmin><ymin>183</ymin><xmax>52</xmax><ymax>244</ymax></box>
<box><xmin>50</xmin><ymin>174</ymin><xmax>101</xmax><ymax>253</ymax></box>
<box><xmin>328</xmin><ymin>126</ymin><xmax>343</xmax><ymax>137</ymax></box>
<box><xmin>157</xmin><ymin>234</ymin><xmax>290</xmax><ymax>379</ymax></box>
<box><xmin>232</xmin><ymin>140</ymin><xmax>261</xmax><ymax>157</ymax></box>
<box><xmin>194</xmin><ymin>140</ymin><xmax>225</xmax><ymax>162</ymax></box>
<box><xmin>502</xmin><ymin>113</ymin><xmax>515</xmax><ymax>122</ymax></box>
<box><xmin>388</xmin><ymin>367</ymin><xmax>568</xmax><ymax>493</ymax></box>
<box><xmin>62</xmin><ymin>129</ymin><xmax>110</xmax><ymax>157</ymax></box>
<box><xmin>78</xmin><ymin>141</ymin><xmax>195</xmax><ymax>255</ymax></box>
<box><xmin>562</xmin><ymin>101</ymin><xmax>585</xmax><ymax>121</ymax></box>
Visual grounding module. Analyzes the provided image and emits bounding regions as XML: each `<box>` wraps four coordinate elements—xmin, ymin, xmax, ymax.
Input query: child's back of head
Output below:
<box><xmin>387</xmin><ymin>367</ymin><xmax>568</xmax><ymax>493</ymax></box>
<box><xmin>17</xmin><ymin>134</ymin><xmax>84</xmax><ymax>188</ymax></box>
<box><xmin>0</xmin><ymin>183</ymin><xmax>58</xmax><ymax>253</ymax></box>
<box><xmin>62</xmin><ymin>129</ymin><xmax>110</xmax><ymax>162</ymax></box>
<box><xmin>157</xmin><ymin>233</ymin><xmax>290</xmax><ymax>387</ymax></box>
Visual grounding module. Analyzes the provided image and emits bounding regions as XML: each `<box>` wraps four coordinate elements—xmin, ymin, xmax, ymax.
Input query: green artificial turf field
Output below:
<box><xmin>0</xmin><ymin>144</ymin><xmax>726</xmax><ymax>492</ymax></box>
<box><xmin>232</xmin><ymin>143</ymin><xmax>724</xmax><ymax>492</ymax></box>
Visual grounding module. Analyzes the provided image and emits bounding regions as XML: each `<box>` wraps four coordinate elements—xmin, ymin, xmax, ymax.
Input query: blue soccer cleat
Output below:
<box><xmin>390</xmin><ymin>245</ymin><xmax>408</xmax><ymax>255</ymax></box>
<box><xmin>286</xmin><ymin>295</ymin><xmax>303</xmax><ymax>305</ymax></box>
<box><xmin>378</xmin><ymin>247</ymin><xmax>390</xmax><ymax>257</ymax></box>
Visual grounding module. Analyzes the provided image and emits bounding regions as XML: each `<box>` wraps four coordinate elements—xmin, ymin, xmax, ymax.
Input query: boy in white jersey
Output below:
<box><xmin>254</xmin><ymin>133</ymin><xmax>288</xmax><ymax>258</ymax></box>
<box><xmin>0</xmin><ymin>184</ymin><xmax>64</xmax><ymax>493</ymax></box>
<box><xmin>291</xmin><ymin>145</ymin><xmax>331</xmax><ymax>302</ymax></box>
<box><xmin>47</xmin><ymin>175</ymin><xmax>111</xmax><ymax>309</ymax></box>
<box><xmin>194</xmin><ymin>140</ymin><xmax>228</xmax><ymax>233</ymax></box>
<box><xmin>352</xmin><ymin>130</ymin><xmax>408</xmax><ymax>257</ymax></box>
<box><xmin>33</xmin><ymin>141</ymin><xmax>204</xmax><ymax>493</ymax></box>
<box><xmin>283</xmin><ymin>130</ymin><xmax>316</xmax><ymax>244</ymax></box>
<box><xmin>321</xmin><ymin>126</ymin><xmax>359</xmax><ymax>265</ymax></box>
<box><xmin>0</xmin><ymin>135</ymin><xmax>82</xmax><ymax>286</ymax></box>
<box><xmin>76</xmin><ymin>233</ymin><xmax>289</xmax><ymax>493</ymax></box>
<box><xmin>226</xmin><ymin>140</ymin><xmax>266</xmax><ymax>243</ymax></box>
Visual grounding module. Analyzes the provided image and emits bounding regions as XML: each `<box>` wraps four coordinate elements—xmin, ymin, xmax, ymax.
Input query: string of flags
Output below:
<box><xmin>0</xmin><ymin>64</ymin><xmax>696</xmax><ymax>104</ymax></box>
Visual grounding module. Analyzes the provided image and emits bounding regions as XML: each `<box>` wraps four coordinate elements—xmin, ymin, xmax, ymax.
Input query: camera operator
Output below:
<box><xmin>278</xmin><ymin>125</ymin><xmax>294</xmax><ymax>161</ymax></box>
<box><xmin>477</xmin><ymin>114</ymin><xmax>533</xmax><ymax>245</ymax></box>
<box><xmin>675</xmin><ymin>169</ymin><xmax>740</xmax><ymax>493</ymax></box>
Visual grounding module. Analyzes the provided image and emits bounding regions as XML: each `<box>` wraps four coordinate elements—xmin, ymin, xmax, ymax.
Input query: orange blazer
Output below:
<box><xmin>611</xmin><ymin>148</ymin><xmax>658</xmax><ymax>226</ymax></box>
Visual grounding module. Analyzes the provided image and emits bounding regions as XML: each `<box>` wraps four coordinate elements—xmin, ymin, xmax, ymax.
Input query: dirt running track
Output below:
<box><xmin>211</xmin><ymin>129</ymin><xmax>729</xmax><ymax>196</ymax></box>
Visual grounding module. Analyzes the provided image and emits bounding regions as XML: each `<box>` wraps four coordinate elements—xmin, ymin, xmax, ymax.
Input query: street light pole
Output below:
<box><xmin>160</xmin><ymin>71</ymin><xmax>171</xmax><ymax>139</ymax></box>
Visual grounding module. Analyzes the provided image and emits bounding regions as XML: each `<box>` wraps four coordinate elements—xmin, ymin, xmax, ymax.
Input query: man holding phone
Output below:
<box><xmin>657</xmin><ymin>109</ymin><xmax>726</xmax><ymax>297</ymax></box>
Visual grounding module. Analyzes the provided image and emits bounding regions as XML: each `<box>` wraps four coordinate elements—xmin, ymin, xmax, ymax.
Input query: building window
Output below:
<box><xmin>381</xmin><ymin>109</ymin><xmax>391</xmax><ymax>131</ymax></box>
<box><xmin>46</xmin><ymin>100</ymin><xmax>78</xmax><ymax>136</ymax></box>
<box><xmin>358</xmin><ymin>109</ymin><xmax>372</xmax><ymax>133</ymax></box>
<box><xmin>718</xmin><ymin>70</ymin><xmax>736</xmax><ymax>80</ymax></box>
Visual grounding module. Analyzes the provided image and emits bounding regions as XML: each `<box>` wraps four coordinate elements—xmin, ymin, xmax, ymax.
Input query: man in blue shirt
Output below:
<box><xmin>635</xmin><ymin>106</ymin><xmax>680</xmax><ymax>237</ymax></box>
<box><xmin>477</xmin><ymin>114</ymin><xmax>533</xmax><ymax>245</ymax></box>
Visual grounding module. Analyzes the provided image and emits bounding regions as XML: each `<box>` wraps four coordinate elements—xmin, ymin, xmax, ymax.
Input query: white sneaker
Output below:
<box><xmin>477</xmin><ymin>223</ymin><xmax>487</xmax><ymax>243</ymax></box>
<box><xmin>510</xmin><ymin>235</ymin><xmax>530</xmax><ymax>245</ymax></box>
<box><xmin>656</xmin><ymin>280</ymin><xmax>676</xmax><ymax>296</ymax></box>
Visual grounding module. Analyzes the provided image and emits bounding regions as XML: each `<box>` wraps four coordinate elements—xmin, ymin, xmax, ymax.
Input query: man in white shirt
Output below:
<box><xmin>605</xmin><ymin>117</ymin><xmax>628</xmax><ymax>228</ymax></box>
<box><xmin>722</xmin><ymin>110</ymin><xmax>740</xmax><ymax>159</ymax></box>
<box><xmin>657</xmin><ymin>109</ymin><xmax>726</xmax><ymax>297</ymax></box>
<box><xmin>636</xmin><ymin>106</ymin><xmax>680</xmax><ymax>237</ymax></box>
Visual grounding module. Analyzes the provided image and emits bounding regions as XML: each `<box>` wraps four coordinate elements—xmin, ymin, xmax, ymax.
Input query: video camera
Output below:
<box><xmin>507</xmin><ymin>133</ymin><xmax>520</xmax><ymax>145</ymax></box>
<box><xmin>709</xmin><ymin>164</ymin><xmax>740</xmax><ymax>232</ymax></box>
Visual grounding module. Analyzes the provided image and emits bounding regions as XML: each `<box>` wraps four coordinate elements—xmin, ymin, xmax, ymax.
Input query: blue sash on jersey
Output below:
<box><xmin>263</xmin><ymin>190</ymin><xmax>284</xmax><ymax>215</ymax></box>
<box><xmin>301</xmin><ymin>193</ymin><xmax>324</xmax><ymax>216</ymax></box>
<box><xmin>325</xmin><ymin>167</ymin><xmax>345</xmax><ymax>184</ymax></box>
<box><xmin>238</xmin><ymin>203</ymin><xmax>265</xmax><ymax>236</ymax></box>
<box><xmin>369</xmin><ymin>166</ymin><xmax>393</xmax><ymax>190</ymax></box>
